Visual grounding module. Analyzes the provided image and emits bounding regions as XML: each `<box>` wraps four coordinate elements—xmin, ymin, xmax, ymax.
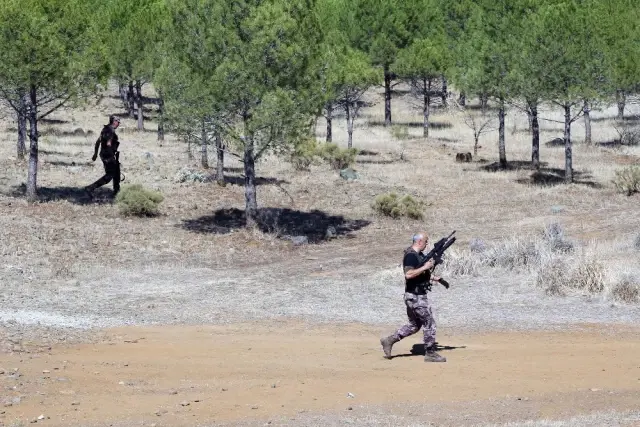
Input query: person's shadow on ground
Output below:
<box><xmin>388</xmin><ymin>342</ymin><xmax>467</xmax><ymax>359</ymax></box>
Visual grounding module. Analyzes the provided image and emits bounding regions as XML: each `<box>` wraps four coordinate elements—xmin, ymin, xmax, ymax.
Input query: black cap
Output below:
<box><xmin>109</xmin><ymin>115</ymin><xmax>121</xmax><ymax>124</ymax></box>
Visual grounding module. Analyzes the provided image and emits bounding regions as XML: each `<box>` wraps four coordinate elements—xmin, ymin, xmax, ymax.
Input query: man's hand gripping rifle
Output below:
<box><xmin>421</xmin><ymin>230</ymin><xmax>456</xmax><ymax>289</ymax></box>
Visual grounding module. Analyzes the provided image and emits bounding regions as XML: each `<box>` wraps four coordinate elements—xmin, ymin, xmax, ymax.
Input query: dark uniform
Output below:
<box><xmin>379</xmin><ymin>246</ymin><xmax>446</xmax><ymax>362</ymax></box>
<box><xmin>86</xmin><ymin>117</ymin><xmax>121</xmax><ymax>196</ymax></box>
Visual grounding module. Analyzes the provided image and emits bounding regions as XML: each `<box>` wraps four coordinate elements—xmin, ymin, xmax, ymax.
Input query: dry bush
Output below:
<box><xmin>372</xmin><ymin>193</ymin><xmax>425</xmax><ymax>220</ymax></box>
<box><xmin>482</xmin><ymin>237</ymin><xmax>546</xmax><ymax>271</ymax></box>
<box><xmin>441</xmin><ymin>248</ymin><xmax>482</xmax><ymax>277</ymax></box>
<box><xmin>610</xmin><ymin>275</ymin><xmax>640</xmax><ymax>304</ymax></box>
<box><xmin>535</xmin><ymin>258</ymin><xmax>570</xmax><ymax>296</ymax></box>
<box><xmin>541</xmin><ymin>222</ymin><xmax>574</xmax><ymax>253</ymax></box>
<box><xmin>612</xmin><ymin>165</ymin><xmax>640</xmax><ymax>196</ymax></box>
<box><xmin>613</xmin><ymin>123</ymin><xmax>640</xmax><ymax>146</ymax></box>
<box><xmin>115</xmin><ymin>184</ymin><xmax>164</xmax><ymax>217</ymax></box>
<box><xmin>568</xmin><ymin>256</ymin><xmax>607</xmax><ymax>294</ymax></box>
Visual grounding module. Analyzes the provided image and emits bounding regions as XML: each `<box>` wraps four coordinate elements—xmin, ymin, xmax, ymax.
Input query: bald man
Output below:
<box><xmin>380</xmin><ymin>232</ymin><xmax>447</xmax><ymax>362</ymax></box>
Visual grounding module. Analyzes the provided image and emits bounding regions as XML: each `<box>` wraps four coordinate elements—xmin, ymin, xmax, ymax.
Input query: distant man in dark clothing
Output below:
<box><xmin>86</xmin><ymin>115</ymin><xmax>121</xmax><ymax>196</ymax></box>
<box><xmin>380</xmin><ymin>232</ymin><xmax>448</xmax><ymax>363</ymax></box>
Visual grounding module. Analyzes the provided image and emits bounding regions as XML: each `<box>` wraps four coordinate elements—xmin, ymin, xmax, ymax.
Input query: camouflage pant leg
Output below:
<box><xmin>393</xmin><ymin>294</ymin><xmax>436</xmax><ymax>349</ymax></box>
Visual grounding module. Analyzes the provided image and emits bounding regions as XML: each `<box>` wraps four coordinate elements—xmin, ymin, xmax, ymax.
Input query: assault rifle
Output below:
<box><xmin>420</xmin><ymin>230</ymin><xmax>456</xmax><ymax>289</ymax></box>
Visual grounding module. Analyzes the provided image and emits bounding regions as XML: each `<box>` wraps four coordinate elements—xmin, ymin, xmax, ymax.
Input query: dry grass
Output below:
<box><xmin>1</xmin><ymin>82</ymin><xmax>639</xmax><ymax>300</ymax></box>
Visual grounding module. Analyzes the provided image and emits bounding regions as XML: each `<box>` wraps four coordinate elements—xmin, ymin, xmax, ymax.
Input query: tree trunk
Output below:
<box><xmin>17</xmin><ymin>90</ymin><xmax>27</xmax><ymax>160</ymax></box>
<box><xmin>119</xmin><ymin>83</ymin><xmax>128</xmax><ymax>112</ymax></box>
<box><xmin>583</xmin><ymin>99</ymin><xmax>591</xmax><ymax>145</ymax></box>
<box><xmin>530</xmin><ymin>101</ymin><xmax>540</xmax><ymax>170</ymax></box>
<box><xmin>201</xmin><ymin>118</ymin><xmax>209</xmax><ymax>168</ymax></box>
<box><xmin>157</xmin><ymin>96</ymin><xmax>165</xmax><ymax>142</ymax></box>
<box><xmin>215</xmin><ymin>128</ymin><xmax>224</xmax><ymax>185</ymax></box>
<box><xmin>423</xmin><ymin>77</ymin><xmax>431</xmax><ymax>138</ymax></box>
<box><xmin>346</xmin><ymin>102</ymin><xmax>353</xmax><ymax>148</ymax></box>
<box><xmin>187</xmin><ymin>135</ymin><xmax>194</xmax><ymax>160</ymax></box>
<box><xmin>526</xmin><ymin>109</ymin><xmax>533</xmax><ymax>131</ymax></box>
<box><xmin>384</xmin><ymin>65</ymin><xmax>392</xmax><ymax>126</ymax></box>
<box><xmin>616</xmin><ymin>89</ymin><xmax>625</xmax><ymax>120</ymax></box>
<box><xmin>325</xmin><ymin>102</ymin><xmax>333</xmax><ymax>142</ymax></box>
<box><xmin>481</xmin><ymin>93</ymin><xmax>488</xmax><ymax>115</ymax></box>
<box><xmin>459</xmin><ymin>92</ymin><xmax>466</xmax><ymax>107</ymax></box>
<box><xmin>243</xmin><ymin>125</ymin><xmax>258</xmax><ymax>227</ymax></box>
<box><xmin>563</xmin><ymin>104</ymin><xmax>573</xmax><ymax>183</ymax></box>
<box><xmin>127</xmin><ymin>81</ymin><xmax>135</xmax><ymax>119</ymax></box>
<box><xmin>498</xmin><ymin>97</ymin><xmax>506</xmax><ymax>169</ymax></box>
<box><xmin>441</xmin><ymin>75</ymin><xmax>448</xmax><ymax>107</ymax></box>
<box><xmin>474</xmin><ymin>135</ymin><xmax>480</xmax><ymax>156</ymax></box>
<box><xmin>135</xmin><ymin>81</ymin><xmax>144</xmax><ymax>131</ymax></box>
<box><xmin>26</xmin><ymin>85</ymin><xmax>39</xmax><ymax>203</ymax></box>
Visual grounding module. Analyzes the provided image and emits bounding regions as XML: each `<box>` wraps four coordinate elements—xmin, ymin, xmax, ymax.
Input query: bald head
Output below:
<box><xmin>412</xmin><ymin>232</ymin><xmax>429</xmax><ymax>251</ymax></box>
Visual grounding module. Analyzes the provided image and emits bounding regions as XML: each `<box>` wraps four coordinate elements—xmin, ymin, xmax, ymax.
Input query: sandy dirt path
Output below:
<box><xmin>1</xmin><ymin>322</ymin><xmax>639</xmax><ymax>427</ymax></box>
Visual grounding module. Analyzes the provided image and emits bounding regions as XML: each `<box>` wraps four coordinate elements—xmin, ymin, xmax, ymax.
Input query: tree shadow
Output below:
<box><xmin>356</xmin><ymin>158</ymin><xmax>399</xmax><ymax>165</ymax></box>
<box><xmin>367</xmin><ymin>120</ymin><xmax>452</xmax><ymax>130</ymax></box>
<box><xmin>179</xmin><ymin>207</ymin><xmax>371</xmax><ymax>243</ymax></box>
<box><xmin>223</xmin><ymin>166</ymin><xmax>244</xmax><ymax>173</ymax></box>
<box><xmin>222</xmin><ymin>175</ymin><xmax>289</xmax><ymax>186</ymax></box>
<box><xmin>388</xmin><ymin>342</ymin><xmax>467</xmax><ymax>359</ymax></box>
<box><xmin>517</xmin><ymin>170</ymin><xmax>603</xmax><ymax>188</ymax></box>
<box><xmin>591</xmin><ymin>114</ymin><xmax>640</xmax><ymax>123</ymax></box>
<box><xmin>40</xmin><ymin>118</ymin><xmax>69</xmax><ymax>125</ymax></box>
<box><xmin>45</xmin><ymin>160</ymin><xmax>93</xmax><ymax>167</ymax></box>
<box><xmin>39</xmin><ymin>149</ymin><xmax>68</xmax><ymax>156</ymax></box>
<box><xmin>358</xmin><ymin>149</ymin><xmax>379</xmax><ymax>156</ymax></box>
<box><xmin>40</xmin><ymin>127</ymin><xmax>95</xmax><ymax>137</ymax></box>
<box><xmin>7</xmin><ymin>184</ymin><xmax>113</xmax><ymax>205</ymax></box>
<box><xmin>479</xmin><ymin>161</ymin><xmax>603</xmax><ymax>188</ymax></box>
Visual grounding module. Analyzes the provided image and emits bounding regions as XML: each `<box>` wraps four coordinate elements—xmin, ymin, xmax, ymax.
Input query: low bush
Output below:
<box><xmin>541</xmin><ymin>222</ymin><xmax>574</xmax><ymax>253</ymax></box>
<box><xmin>372</xmin><ymin>193</ymin><xmax>425</xmax><ymax>220</ymax></box>
<box><xmin>318</xmin><ymin>143</ymin><xmax>359</xmax><ymax>170</ymax></box>
<box><xmin>115</xmin><ymin>184</ymin><xmax>164</xmax><ymax>217</ymax></box>
<box><xmin>612</xmin><ymin>165</ymin><xmax>640</xmax><ymax>196</ymax></box>
<box><xmin>290</xmin><ymin>138</ymin><xmax>321</xmax><ymax>171</ymax></box>
<box><xmin>610</xmin><ymin>275</ymin><xmax>640</xmax><ymax>304</ymax></box>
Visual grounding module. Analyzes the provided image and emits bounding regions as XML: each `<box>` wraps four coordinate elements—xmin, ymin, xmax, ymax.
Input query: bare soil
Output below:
<box><xmin>1</xmin><ymin>322</ymin><xmax>640</xmax><ymax>427</ymax></box>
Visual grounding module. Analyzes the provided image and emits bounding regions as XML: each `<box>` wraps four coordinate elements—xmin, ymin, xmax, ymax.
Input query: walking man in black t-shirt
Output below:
<box><xmin>85</xmin><ymin>115</ymin><xmax>122</xmax><ymax>197</ymax></box>
<box><xmin>380</xmin><ymin>232</ymin><xmax>448</xmax><ymax>362</ymax></box>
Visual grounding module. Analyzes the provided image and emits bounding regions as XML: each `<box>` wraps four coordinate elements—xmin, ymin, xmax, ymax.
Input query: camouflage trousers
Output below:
<box><xmin>392</xmin><ymin>293</ymin><xmax>437</xmax><ymax>349</ymax></box>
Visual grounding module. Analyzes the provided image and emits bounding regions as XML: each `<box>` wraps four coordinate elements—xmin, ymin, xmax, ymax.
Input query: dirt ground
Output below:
<box><xmin>1</xmin><ymin>322</ymin><xmax>639</xmax><ymax>427</ymax></box>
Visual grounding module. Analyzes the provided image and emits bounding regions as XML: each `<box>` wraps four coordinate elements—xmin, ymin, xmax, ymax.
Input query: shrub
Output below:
<box><xmin>390</xmin><ymin>125</ymin><xmax>410</xmax><ymax>140</ymax></box>
<box><xmin>568</xmin><ymin>256</ymin><xmax>606</xmax><ymax>294</ymax></box>
<box><xmin>175</xmin><ymin>167</ymin><xmax>209</xmax><ymax>183</ymax></box>
<box><xmin>541</xmin><ymin>222</ymin><xmax>574</xmax><ymax>253</ymax></box>
<box><xmin>612</xmin><ymin>165</ymin><xmax>640</xmax><ymax>196</ymax></box>
<box><xmin>535</xmin><ymin>258</ymin><xmax>570</xmax><ymax>296</ymax></box>
<box><xmin>441</xmin><ymin>248</ymin><xmax>481</xmax><ymax>277</ymax></box>
<box><xmin>610</xmin><ymin>275</ymin><xmax>640</xmax><ymax>304</ymax></box>
<box><xmin>318</xmin><ymin>143</ymin><xmax>358</xmax><ymax>170</ymax></box>
<box><xmin>115</xmin><ymin>184</ymin><xmax>164</xmax><ymax>217</ymax></box>
<box><xmin>469</xmin><ymin>238</ymin><xmax>487</xmax><ymax>253</ymax></box>
<box><xmin>482</xmin><ymin>237</ymin><xmax>544</xmax><ymax>271</ymax></box>
<box><xmin>613</xmin><ymin>124</ymin><xmax>640</xmax><ymax>146</ymax></box>
<box><xmin>372</xmin><ymin>193</ymin><xmax>425</xmax><ymax>220</ymax></box>
<box><xmin>290</xmin><ymin>138</ymin><xmax>321</xmax><ymax>171</ymax></box>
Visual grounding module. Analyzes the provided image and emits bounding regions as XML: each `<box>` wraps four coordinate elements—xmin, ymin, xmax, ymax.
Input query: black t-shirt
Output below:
<box><xmin>403</xmin><ymin>248</ymin><xmax>431</xmax><ymax>294</ymax></box>
<box><xmin>98</xmin><ymin>125</ymin><xmax>119</xmax><ymax>161</ymax></box>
